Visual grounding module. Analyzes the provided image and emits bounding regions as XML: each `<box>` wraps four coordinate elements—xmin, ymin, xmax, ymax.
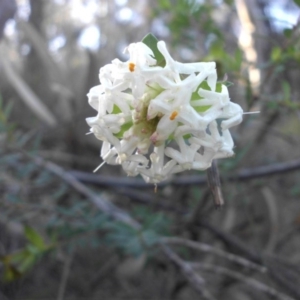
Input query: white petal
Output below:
<box><xmin>221</xmin><ymin>102</ymin><xmax>243</xmax><ymax>130</ymax></box>
<box><xmin>207</xmin><ymin>72</ymin><xmax>217</xmax><ymax>91</ymax></box>
<box><xmin>101</xmin><ymin>141</ymin><xmax>111</xmax><ymax>157</ymax></box>
<box><xmin>155</xmin><ymin>115</ymin><xmax>178</xmax><ymax>140</ymax></box>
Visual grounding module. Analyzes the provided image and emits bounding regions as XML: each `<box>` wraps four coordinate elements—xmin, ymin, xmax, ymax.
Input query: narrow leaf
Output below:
<box><xmin>142</xmin><ymin>33</ymin><xmax>166</xmax><ymax>67</ymax></box>
<box><xmin>24</xmin><ymin>226</ymin><xmax>46</xmax><ymax>250</ymax></box>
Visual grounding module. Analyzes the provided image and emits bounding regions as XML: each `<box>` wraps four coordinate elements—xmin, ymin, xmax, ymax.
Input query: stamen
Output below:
<box><xmin>93</xmin><ymin>161</ymin><xmax>106</xmax><ymax>173</ymax></box>
<box><xmin>128</xmin><ymin>62</ymin><xmax>135</xmax><ymax>72</ymax></box>
<box><xmin>243</xmin><ymin>111</ymin><xmax>260</xmax><ymax>114</ymax></box>
<box><xmin>170</xmin><ymin>111</ymin><xmax>178</xmax><ymax>120</ymax></box>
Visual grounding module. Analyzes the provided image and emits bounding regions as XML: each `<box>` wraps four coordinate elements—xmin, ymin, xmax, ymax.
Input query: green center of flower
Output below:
<box><xmin>131</xmin><ymin>84</ymin><xmax>163</xmax><ymax>139</ymax></box>
<box><xmin>113</xmin><ymin>84</ymin><xmax>163</xmax><ymax>142</ymax></box>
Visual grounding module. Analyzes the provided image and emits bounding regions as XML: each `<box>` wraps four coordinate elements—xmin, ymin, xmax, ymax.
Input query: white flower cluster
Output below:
<box><xmin>86</xmin><ymin>40</ymin><xmax>243</xmax><ymax>184</ymax></box>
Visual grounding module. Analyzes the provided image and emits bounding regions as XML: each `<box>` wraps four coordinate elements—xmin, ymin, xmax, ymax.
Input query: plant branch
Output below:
<box><xmin>206</xmin><ymin>160</ymin><xmax>224</xmax><ymax>207</ymax></box>
<box><xmin>161</xmin><ymin>244</ymin><xmax>217</xmax><ymax>300</ymax></box>
<box><xmin>23</xmin><ymin>152</ymin><xmax>300</xmax><ymax>299</ymax></box>
<box><xmin>28</xmin><ymin>154</ymin><xmax>140</xmax><ymax>230</ymax></box>
<box><xmin>190</xmin><ymin>262</ymin><xmax>295</xmax><ymax>300</ymax></box>
<box><xmin>0</xmin><ymin>41</ymin><xmax>57</xmax><ymax>127</ymax></box>
<box><xmin>69</xmin><ymin>157</ymin><xmax>300</xmax><ymax>188</ymax></box>
<box><xmin>25</xmin><ymin>152</ymin><xmax>222</xmax><ymax>298</ymax></box>
<box><xmin>161</xmin><ymin>237</ymin><xmax>266</xmax><ymax>273</ymax></box>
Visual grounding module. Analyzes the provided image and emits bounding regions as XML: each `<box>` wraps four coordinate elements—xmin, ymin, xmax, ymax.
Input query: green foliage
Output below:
<box><xmin>283</xmin><ymin>28</ymin><xmax>293</xmax><ymax>38</ymax></box>
<box><xmin>207</xmin><ymin>41</ymin><xmax>244</xmax><ymax>77</ymax></box>
<box><xmin>25</xmin><ymin>226</ymin><xmax>48</xmax><ymax>251</ymax></box>
<box><xmin>266</xmin><ymin>80</ymin><xmax>300</xmax><ymax>112</ymax></box>
<box><xmin>103</xmin><ymin>208</ymin><xmax>171</xmax><ymax>256</ymax></box>
<box><xmin>142</xmin><ymin>33</ymin><xmax>166</xmax><ymax>66</ymax></box>
<box><xmin>133</xmin><ymin>207</ymin><xmax>170</xmax><ymax>235</ymax></box>
<box><xmin>271</xmin><ymin>46</ymin><xmax>282</xmax><ymax>62</ymax></box>
<box><xmin>269</xmin><ymin>24</ymin><xmax>300</xmax><ymax>66</ymax></box>
<box><xmin>293</xmin><ymin>0</ymin><xmax>300</xmax><ymax>7</ymax></box>
<box><xmin>271</xmin><ymin>44</ymin><xmax>300</xmax><ymax>64</ymax></box>
<box><xmin>1</xmin><ymin>1</ymin><xmax>300</xmax><ymax>293</ymax></box>
<box><xmin>155</xmin><ymin>0</ymin><xmax>222</xmax><ymax>43</ymax></box>
<box><xmin>0</xmin><ymin>106</ymin><xmax>174</xmax><ymax>278</ymax></box>
<box><xmin>1</xmin><ymin>227</ymin><xmax>53</xmax><ymax>281</ymax></box>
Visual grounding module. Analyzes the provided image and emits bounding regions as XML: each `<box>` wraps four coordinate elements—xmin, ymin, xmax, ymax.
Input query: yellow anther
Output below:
<box><xmin>128</xmin><ymin>62</ymin><xmax>135</xmax><ymax>72</ymax></box>
<box><xmin>170</xmin><ymin>111</ymin><xmax>178</xmax><ymax>120</ymax></box>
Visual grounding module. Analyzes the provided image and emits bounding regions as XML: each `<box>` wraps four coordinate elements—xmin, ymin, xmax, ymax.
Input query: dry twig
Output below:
<box><xmin>28</xmin><ymin>154</ymin><xmax>140</xmax><ymax>230</ymax></box>
<box><xmin>0</xmin><ymin>42</ymin><xmax>57</xmax><ymax>127</ymax></box>
<box><xmin>22</xmin><ymin>152</ymin><xmax>299</xmax><ymax>299</ymax></box>
<box><xmin>206</xmin><ymin>160</ymin><xmax>224</xmax><ymax>207</ymax></box>
<box><xmin>161</xmin><ymin>244</ymin><xmax>217</xmax><ymax>300</ymax></box>
<box><xmin>69</xmin><ymin>157</ymin><xmax>300</xmax><ymax>188</ymax></box>
<box><xmin>25</xmin><ymin>153</ymin><xmax>218</xmax><ymax>297</ymax></box>
<box><xmin>57</xmin><ymin>253</ymin><xmax>73</xmax><ymax>300</ymax></box>
<box><xmin>161</xmin><ymin>237</ymin><xmax>266</xmax><ymax>273</ymax></box>
<box><xmin>190</xmin><ymin>262</ymin><xmax>295</xmax><ymax>300</ymax></box>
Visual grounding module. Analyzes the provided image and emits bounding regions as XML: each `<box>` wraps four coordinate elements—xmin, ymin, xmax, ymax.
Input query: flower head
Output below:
<box><xmin>86</xmin><ymin>35</ymin><xmax>243</xmax><ymax>183</ymax></box>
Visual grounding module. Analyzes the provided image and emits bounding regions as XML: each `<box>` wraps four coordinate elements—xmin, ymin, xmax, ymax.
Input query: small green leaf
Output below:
<box><xmin>224</xmin><ymin>81</ymin><xmax>234</xmax><ymax>88</ymax></box>
<box><xmin>7</xmin><ymin>250</ymin><xmax>27</xmax><ymax>265</ymax></box>
<box><xmin>18</xmin><ymin>253</ymin><xmax>36</xmax><ymax>273</ymax></box>
<box><xmin>209</xmin><ymin>41</ymin><xmax>225</xmax><ymax>59</ymax></box>
<box><xmin>142</xmin><ymin>33</ymin><xmax>166</xmax><ymax>67</ymax></box>
<box><xmin>294</xmin><ymin>0</ymin><xmax>300</xmax><ymax>7</ymax></box>
<box><xmin>3</xmin><ymin>264</ymin><xmax>22</xmax><ymax>281</ymax></box>
<box><xmin>24</xmin><ymin>226</ymin><xmax>46</xmax><ymax>251</ymax></box>
<box><xmin>158</xmin><ymin>0</ymin><xmax>171</xmax><ymax>9</ymax></box>
<box><xmin>271</xmin><ymin>47</ymin><xmax>282</xmax><ymax>62</ymax></box>
<box><xmin>142</xmin><ymin>230</ymin><xmax>159</xmax><ymax>247</ymax></box>
<box><xmin>283</xmin><ymin>28</ymin><xmax>293</xmax><ymax>38</ymax></box>
<box><xmin>234</xmin><ymin>48</ymin><xmax>243</xmax><ymax>71</ymax></box>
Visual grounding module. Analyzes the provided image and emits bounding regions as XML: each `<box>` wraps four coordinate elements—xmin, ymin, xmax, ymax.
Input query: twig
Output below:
<box><xmin>18</xmin><ymin>152</ymin><xmax>300</xmax><ymax>299</ymax></box>
<box><xmin>69</xmin><ymin>157</ymin><xmax>300</xmax><ymax>188</ymax></box>
<box><xmin>19</xmin><ymin>20</ymin><xmax>65</xmax><ymax>85</ymax></box>
<box><xmin>57</xmin><ymin>252</ymin><xmax>73</xmax><ymax>300</ymax></box>
<box><xmin>179</xmin><ymin>157</ymin><xmax>300</xmax><ymax>183</ymax></box>
<box><xmin>0</xmin><ymin>291</ymin><xmax>9</xmax><ymax>300</ymax></box>
<box><xmin>161</xmin><ymin>244</ymin><xmax>217</xmax><ymax>300</ymax></box>
<box><xmin>194</xmin><ymin>221</ymin><xmax>300</xmax><ymax>299</ymax></box>
<box><xmin>29</xmin><ymin>153</ymin><xmax>218</xmax><ymax>299</ymax></box>
<box><xmin>161</xmin><ymin>237</ymin><xmax>266</xmax><ymax>273</ymax></box>
<box><xmin>206</xmin><ymin>160</ymin><xmax>224</xmax><ymax>207</ymax></box>
<box><xmin>0</xmin><ymin>41</ymin><xmax>57</xmax><ymax>127</ymax></box>
<box><xmin>190</xmin><ymin>262</ymin><xmax>295</xmax><ymax>300</ymax></box>
<box><xmin>197</xmin><ymin>220</ymin><xmax>262</xmax><ymax>263</ymax></box>
<box><xmin>90</xmin><ymin>255</ymin><xmax>118</xmax><ymax>289</ymax></box>
<box><xmin>28</xmin><ymin>154</ymin><xmax>140</xmax><ymax>230</ymax></box>
<box><xmin>263</xmin><ymin>255</ymin><xmax>300</xmax><ymax>300</ymax></box>
<box><xmin>261</xmin><ymin>187</ymin><xmax>279</xmax><ymax>253</ymax></box>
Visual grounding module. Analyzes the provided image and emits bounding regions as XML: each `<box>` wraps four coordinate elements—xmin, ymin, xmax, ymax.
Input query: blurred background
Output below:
<box><xmin>0</xmin><ymin>0</ymin><xmax>300</xmax><ymax>299</ymax></box>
